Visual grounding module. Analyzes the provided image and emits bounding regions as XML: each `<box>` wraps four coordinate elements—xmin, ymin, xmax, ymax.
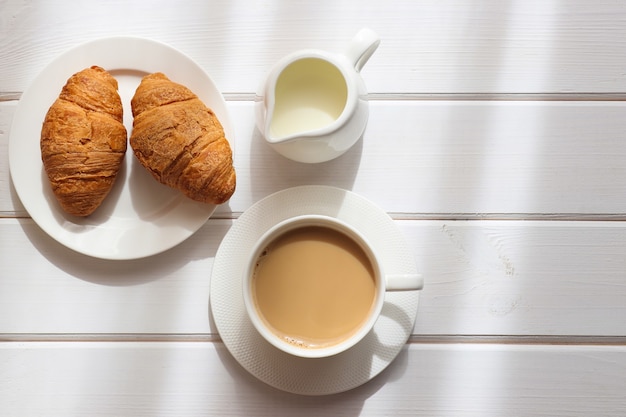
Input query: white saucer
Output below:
<box><xmin>210</xmin><ymin>185</ymin><xmax>421</xmax><ymax>395</ymax></box>
<box><xmin>8</xmin><ymin>37</ymin><xmax>234</xmax><ymax>260</ymax></box>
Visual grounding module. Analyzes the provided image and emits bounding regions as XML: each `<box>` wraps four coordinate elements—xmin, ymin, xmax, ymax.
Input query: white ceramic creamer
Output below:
<box><xmin>256</xmin><ymin>28</ymin><xmax>380</xmax><ymax>163</ymax></box>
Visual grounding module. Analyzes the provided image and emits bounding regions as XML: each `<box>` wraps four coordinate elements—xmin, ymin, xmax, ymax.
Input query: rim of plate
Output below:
<box><xmin>8</xmin><ymin>36</ymin><xmax>234</xmax><ymax>260</ymax></box>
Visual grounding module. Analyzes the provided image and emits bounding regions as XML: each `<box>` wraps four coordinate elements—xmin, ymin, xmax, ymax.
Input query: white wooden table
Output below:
<box><xmin>2</xmin><ymin>1</ymin><xmax>626</xmax><ymax>415</ymax></box>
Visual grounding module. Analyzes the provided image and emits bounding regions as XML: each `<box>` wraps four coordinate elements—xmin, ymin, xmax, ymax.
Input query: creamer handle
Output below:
<box><xmin>345</xmin><ymin>28</ymin><xmax>380</xmax><ymax>72</ymax></box>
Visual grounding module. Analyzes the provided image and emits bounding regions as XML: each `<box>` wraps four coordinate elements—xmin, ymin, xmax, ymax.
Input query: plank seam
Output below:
<box><xmin>3</xmin><ymin>92</ymin><xmax>626</xmax><ymax>103</ymax></box>
<box><xmin>1</xmin><ymin>333</ymin><xmax>624</xmax><ymax>345</ymax></box>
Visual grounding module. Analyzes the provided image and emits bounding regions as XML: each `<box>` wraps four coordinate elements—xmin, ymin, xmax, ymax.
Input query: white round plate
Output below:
<box><xmin>8</xmin><ymin>37</ymin><xmax>234</xmax><ymax>260</ymax></box>
<box><xmin>210</xmin><ymin>185</ymin><xmax>421</xmax><ymax>396</ymax></box>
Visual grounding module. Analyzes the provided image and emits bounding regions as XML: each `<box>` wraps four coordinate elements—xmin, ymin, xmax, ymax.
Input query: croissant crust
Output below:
<box><xmin>130</xmin><ymin>72</ymin><xmax>236</xmax><ymax>205</ymax></box>
<box><xmin>40</xmin><ymin>66</ymin><xmax>127</xmax><ymax>217</ymax></box>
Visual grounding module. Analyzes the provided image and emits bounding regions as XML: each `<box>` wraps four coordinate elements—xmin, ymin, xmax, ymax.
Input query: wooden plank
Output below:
<box><xmin>1</xmin><ymin>0</ymin><xmax>626</xmax><ymax>94</ymax></box>
<box><xmin>0</xmin><ymin>102</ymin><xmax>23</xmax><ymax>216</ymax></box>
<box><xmin>2</xmin><ymin>218</ymin><xmax>626</xmax><ymax>337</ymax></box>
<box><xmin>0</xmin><ymin>342</ymin><xmax>624</xmax><ymax>416</ymax></box>
<box><xmin>3</xmin><ymin>100</ymin><xmax>626</xmax><ymax>217</ymax></box>
<box><xmin>231</xmin><ymin>100</ymin><xmax>626</xmax><ymax>216</ymax></box>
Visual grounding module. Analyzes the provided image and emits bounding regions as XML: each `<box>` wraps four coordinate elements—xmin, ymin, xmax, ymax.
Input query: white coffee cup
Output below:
<box><xmin>243</xmin><ymin>215</ymin><xmax>423</xmax><ymax>358</ymax></box>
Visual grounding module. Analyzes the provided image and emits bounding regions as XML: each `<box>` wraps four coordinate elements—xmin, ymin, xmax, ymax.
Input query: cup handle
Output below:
<box><xmin>345</xmin><ymin>28</ymin><xmax>381</xmax><ymax>72</ymax></box>
<box><xmin>385</xmin><ymin>273</ymin><xmax>424</xmax><ymax>291</ymax></box>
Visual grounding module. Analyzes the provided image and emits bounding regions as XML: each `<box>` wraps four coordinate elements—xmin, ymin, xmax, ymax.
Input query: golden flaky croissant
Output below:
<box><xmin>130</xmin><ymin>73</ymin><xmax>236</xmax><ymax>205</ymax></box>
<box><xmin>40</xmin><ymin>66</ymin><xmax>127</xmax><ymax>217</ymax></box>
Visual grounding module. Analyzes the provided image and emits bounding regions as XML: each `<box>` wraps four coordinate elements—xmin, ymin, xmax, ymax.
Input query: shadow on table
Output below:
<box><xmin>19</xmin><ymin>217</ymin><xmax>231</xmax><ymax>286</ymax></box>
<box><xmin>209</xmin><ymin>297</ymin><xmax>413</xmax><ymax>413</ymax></box>
<box><xmin>213</xmin><ymin>338</ymin><xmax>409</xmax><ymax>415</ymax></box>
<box><xmin>247</xmin><ymin>124</ymin><xmax>364</xmax><ymax>203</ymax></box>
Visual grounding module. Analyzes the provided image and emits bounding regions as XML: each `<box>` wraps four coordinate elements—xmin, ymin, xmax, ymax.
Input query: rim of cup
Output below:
<box><xmin>242</xmin><ymin>214</ymin><xmax>385</xmax><ymax>359</ymax></box>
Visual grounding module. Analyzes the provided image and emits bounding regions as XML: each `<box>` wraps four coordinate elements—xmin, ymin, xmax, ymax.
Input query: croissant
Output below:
<box><xmin>40</xmin><ymin>66</ymin><xmax>127</xmax><ymax>217</ymax></box>
<box><xmin>130</xmin><ymin>73</ymin><xmax>236</xmax><ymax>205</ymax></box>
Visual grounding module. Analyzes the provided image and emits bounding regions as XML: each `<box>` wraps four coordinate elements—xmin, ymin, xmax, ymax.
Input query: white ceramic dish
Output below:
<box><xmin>8</xmin><ymin>37</ymin><xmax>234</xmax><ymax>260</ymax></box>
<box><xmin>210</xmin><ymin>185</ymin><xmax>421</xmax><ymax>396</ymax></box>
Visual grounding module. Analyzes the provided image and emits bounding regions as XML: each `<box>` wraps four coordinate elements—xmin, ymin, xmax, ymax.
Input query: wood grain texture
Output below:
<box><xmin>1</xmin><ymin>0</ymin><xmax>626</xmax><ymax>94</ymax></box>
<box><xmin>3</xmin><ymin>100</ymin><xmax>626</xmax><ymax>217</ymax></box>
<box><xmin>0</xmin><ymin>342</ymin><xmax>624</xmax><ymax>417</ymax></box>
<box><xmin>2</xmin><ymin>218</ymin><xmax>626</xmax><ymax>337</ymax></box>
